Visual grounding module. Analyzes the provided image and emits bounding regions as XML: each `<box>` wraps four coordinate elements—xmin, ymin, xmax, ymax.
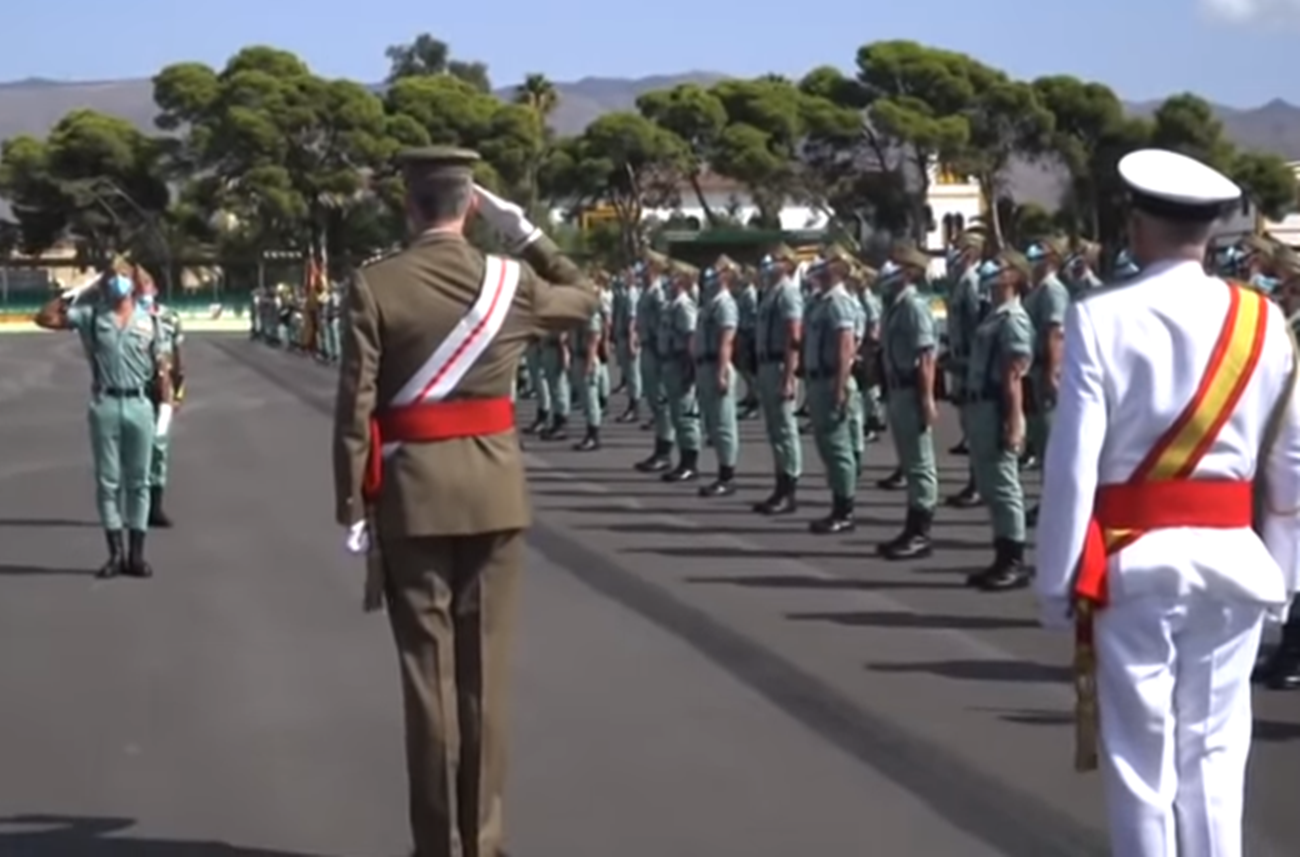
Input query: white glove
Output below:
<box><xmin>473</xmin><ymin>184</ymin><xmax>542</xmax><ymax>251</ymax></box>
<box><xmin>154</xmin><ymin>403</ymin><xmax>173</xmax><ymax>437</ymax></box>
<box><xmin>61</xmin><ymin>276</ymin><xmax>99</xmax><ymax>302</ymax></box>
<box><xmin>345</xmin><ymin>520</ymin><xmax>370</xmax><ymax>555</ymax></box>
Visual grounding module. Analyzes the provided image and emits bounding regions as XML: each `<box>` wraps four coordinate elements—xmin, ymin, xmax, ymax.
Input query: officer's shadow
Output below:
<box><xmin>0</xmin><ymin>814</ymin><xmax>326</xmax><ymax>856</ymax></box>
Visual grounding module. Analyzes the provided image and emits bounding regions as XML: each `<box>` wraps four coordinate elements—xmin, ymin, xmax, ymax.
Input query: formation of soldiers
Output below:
<box><xmin>248</xmin><ymin>279</ymin><xmax>344</xmax><ymax>361</ymax></box>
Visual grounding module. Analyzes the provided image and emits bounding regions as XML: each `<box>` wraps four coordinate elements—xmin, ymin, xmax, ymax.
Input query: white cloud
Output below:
<box><xmin>1202</xmin><ymin>0</ymin><xmax>1300</xmax><ymax>22</ymax></box>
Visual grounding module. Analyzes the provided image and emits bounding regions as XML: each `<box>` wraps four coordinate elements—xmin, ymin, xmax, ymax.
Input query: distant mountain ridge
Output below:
<box><xmin>0</xmin><ymin>72</ymin><xmax>1296</xmax><ymax>213</ymax></box>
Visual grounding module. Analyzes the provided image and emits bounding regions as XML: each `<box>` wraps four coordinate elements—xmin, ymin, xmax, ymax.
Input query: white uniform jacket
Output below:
<box><xmin>1035</xmin><ymin>259</ymin><xmax>1300</xmax><ymax>625</ymax></box>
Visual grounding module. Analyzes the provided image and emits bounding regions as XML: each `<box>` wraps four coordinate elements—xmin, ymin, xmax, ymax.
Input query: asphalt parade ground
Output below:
<box><xmin>3</xmin><ymin>333</ymin><xmax>1300</xmax><ymax>857</ymax></box>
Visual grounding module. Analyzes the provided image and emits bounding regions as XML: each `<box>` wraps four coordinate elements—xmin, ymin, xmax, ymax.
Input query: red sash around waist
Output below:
<box><xmin>362</xmin><ymin>397</ymin><xmax>515</xmax><ymax>501</ymax></box>
<box><xmin>1075</xmin><ymin>479</ymin><xmax>1254</xmax><ymax>605</ymax></box>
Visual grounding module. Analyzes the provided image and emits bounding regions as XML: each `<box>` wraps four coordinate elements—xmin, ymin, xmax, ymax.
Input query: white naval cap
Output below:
<box><xmin>1118</xmin><ymin>148</ymin><xmax>1241</xmax><ymax>222</ymax></box>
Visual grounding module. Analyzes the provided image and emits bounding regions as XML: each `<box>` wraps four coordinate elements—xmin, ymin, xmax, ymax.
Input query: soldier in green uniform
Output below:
<box><xmin>522</xmin><ymin>339</ymin><xmax>551</xmax><ymax>433</ymax></box>
<box><xmin>1021</xmin><ymin>236</ymin><xmax>1071</xmax><ymax>522</ymax></box>
<box><xmin>735</xmin><ymin>270</ymin><xmax>761</xmax><ymax>420</ymax></box>
<box><xmin>537</xmin><ymin>331</ymin><xmax>571</xmax><ymax>440</ymax></box>
<box><xmin>1061</xmin><ymin>241</ymin><xmax>1104</xmax><ymax>297</ymax></box>
<box><xmin>696</xmin><ymin>257</ymin><xmax>741</xmax><ymax>496</ymax></box>
<box><xmin>612</xmin><ymin>270</ymin><xmax>643</xmax><ymax>421</ymax></box>
<box><xmin>963</xmin><ymin>251</ymin><xmax>1035</xmax><ymax>591</ymax></box>
<box><xmin>319</xmin><ymin>282</ymin><xmax>342</xmax><ymax>362</ymax></box>
<box><xmin>658</xmin><ymin>260</ymin><xmax>702</xmax><ymax>482</ymax></box>
<box><xmin>943</xmin><ymin>232</ymin><xmax>987</xmax><ymax>508</ymax></box>
<box><xmin>843</xmin><ymin>259</ymin><xmax>869</xmax><ymax>467</ymax></box>
<box><xmin>876</xmin><ymin>246</ymin><xmax>941</xmax><ymax>560</ymax></box>
<box><xmin>633</xmin><ymin>252</ymin><xmax>676</xmax><ymax>472</ymax></box>
<box><xmin>137</xmin><ymin>272</ymin><xmax>185</xmax><ymax>528</ymax></box>
<box><xmin>571</xmin><ymin>291</ymin><xmax>606</xmax><ymax>451</ymax></box>
<box><xmin>803</xmin><ymin>247</ymin><xmax>863</xmax><ymax>533</ymax></box>
<box><xmin>849</xmin><ymin>262</ymin><xmax>886</xmax><ymax>444</ymax></box>
<box><xmin>34</xmin><ymin>263</ymin><xmax>174</xmax><ymax>578</ymax></box>
<box><xmin>752</xmin><ymin>245</ymin><xmax>804</xmax><ymax>514</ymax></box>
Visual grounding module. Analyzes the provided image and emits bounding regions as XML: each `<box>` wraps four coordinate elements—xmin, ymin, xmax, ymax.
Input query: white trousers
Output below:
<box><xmin>1095</xmin><ymin>594</ymin><xmax>1265</xmax><ymax>857</ymax></box>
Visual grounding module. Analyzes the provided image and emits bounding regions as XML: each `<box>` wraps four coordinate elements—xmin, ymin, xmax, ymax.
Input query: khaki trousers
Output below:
<box><xmin>382</xmin><ymin>529</ymin><xmax>523</xmax><ymax>857</ymax></box>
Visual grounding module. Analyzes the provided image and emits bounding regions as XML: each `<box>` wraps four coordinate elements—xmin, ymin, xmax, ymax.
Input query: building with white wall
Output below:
<box><xmin>1261</xmin><ymin>161</ymin><xmax>1300</xmax><ymax>246</ymax></box>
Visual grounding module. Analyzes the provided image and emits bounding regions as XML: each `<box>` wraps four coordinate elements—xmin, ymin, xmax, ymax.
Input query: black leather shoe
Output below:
<box><xmin>124</xmin><ymin>529</ymin><xmax>153</xmax><ymax>579</ymax></box>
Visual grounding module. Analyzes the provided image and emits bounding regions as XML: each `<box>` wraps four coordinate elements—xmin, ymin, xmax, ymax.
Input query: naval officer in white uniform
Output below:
<box><xmin>1035</xmin><ymin>149</ymin><xmax>1300</xmax><ymax>857</ymax></box>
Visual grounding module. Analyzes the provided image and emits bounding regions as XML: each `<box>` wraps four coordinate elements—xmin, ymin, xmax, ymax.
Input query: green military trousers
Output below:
<box><xmin>322</xmin><ymin>317</ymin><xmax>341</xmax><ymax>361</ymax></box>
<box><xmin>886</xmin><ymin>388</ymin><xmax>939</xmax><ymax>510</ymax></box>
<box><xmin>967</xmin><ymin>400</ymin><xmax>1025</xmax><ymax>541</ymax></box>
<box><xmin>808</xmin><ymin>378</ymin><xmax>860</xmax><ymax>497</ymax></box>
<box><xmin>89</xmin><ymin>395</ymin><xmax>155</xmax><ymax>530</ymax></box>
<box><xmin>149</xmin><ymin>422</ymin><xmax>170</xmax><ymax>489</ymax></box>
<box><xmin>847</xmin><ymin>381</ymin><xmax>865</xmax><ymax>462</ymax></box>
<box><xmin>640</xmin><ymin>351</ymin><xmax>675</xmax><ymax>444</ymax></box>
<box><xmin>573</xmin><ymin>360</ymin><xmax>604</xmax><ymax>428</ymax></box>
<box><xmin>525</xmin><ymin>343</ymin><xmax>550</xmax><ymax>411</ymax></box>
<box><xmin>757</xmin><ymin>362</ymin><xmax>802</xmax><ymax>478</ymax></box>
<box><xmin>540</xmin><ymin>345</ymin><xmax>571</xmax><ymax>419</ymax></box>
<box><xmin>616</xmin><ymin>338</ymin><xmax>642</xmax><ymax>402</ymax></box>
<box><xmin>597</xmin><ymin>359</ymin><xmax>610</xmax><ymax>402</ymax></box>
<box><xmin>661</xmin><ymin>357</ymin><xmax>701</xmax><ymax>452</ymax></box>
<box><xmin>1027</xmin><ymin>368</ymin><xmax>1055</xmax><ymax>459</ymax></box>
<box><xmin>697</xmin><ymin>360</ymin><xmax>738</xmax><ymax>467</ymax></box>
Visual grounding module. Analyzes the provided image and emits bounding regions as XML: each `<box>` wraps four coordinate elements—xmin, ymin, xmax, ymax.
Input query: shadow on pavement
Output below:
<box><xmin>868</xmin><ymin>659</ymin><xmax>1072</xmax><ymax>684</ymax></box>
<box><xmin>1254</xmin><ymin>718</ymin><xmax>1300</xmax><ymax>742</ymax></box>
<box><xmin>788</xmin><ymin>610</ymin><xmax>1040</xmax><ymax>631</ymax></box>
<box><xmin>0</xmin><ymin>564</ymin><xmax>94</xmax><ymax>577</ymax></box>
<box><xmin>686</xmin><ymin>573</ymin><xmax>969</xmax><ymax>591</ymax></box>
<box><xmin>0</xmin><ymin>518</ymin><xmax>99</xmax><ymax>528</ymax></box>
<box><xmin>0</xmin><ymin>815</ymin><xmax>324</xmax><ymax>856</ymax></box>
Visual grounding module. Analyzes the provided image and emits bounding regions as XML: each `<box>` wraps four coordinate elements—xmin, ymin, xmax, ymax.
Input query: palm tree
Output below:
<box><xmin>513</xmin><ymin>74</ymin><xmax>559</xmax><ymax>213</ymax></box>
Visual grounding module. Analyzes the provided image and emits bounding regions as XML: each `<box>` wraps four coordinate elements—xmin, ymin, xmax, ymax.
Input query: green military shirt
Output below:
<box><xmin>756</xmin><ymin>278</ymin><xmax>804</xmax><ymax>360</ymax></box>
<box><xmin>881</xmin><ymin>284</ymin><xmax>938</xmax><ymax>386</ymax></box>
<box><xmin>737</xmin><ymin>283</ymin><xmax>759</xmax><ymax>335</ymax></box>
<box><xmin>613</xmin><ymin>281</ymin><xmax>641</xmax><ymax>340</ymax></box>
<box><xmin>662</xmin><ymin>291</ymin><xmax>697</xmax><ymax>356</ymax></box>
<box><xmin>699</xmin><ymin>288</ymin><xmax>739</xmax><ymax>359</ymax></box>
<box><xmin>946</xmin><ymin>264</ymin><xmax>983</xmax><ymax>362</ymax></box>
<box><xmin>803</xmin><ymin>285</ymin><xmax>859</xmax><ymax>375</ymax></box>
<box><xmin>154</xmin><ymin>303</ymin><xmax>184</xmax><ymax>351</ymax></box>
<box><xmin>68</xmin><ymin>301</ymin><xmax>169</xmax><ymax>390</ymax></box>
<box><xmin>965</xmin><ymin>299</ymin><xmax>1034</xmax><ymax>398</ymax></box>
<box><xmin>1064</xmin><ymin>269</ymin><xmax>1104</xmax><ymax>298</ymax></box>
<box><xmin>573</xmin><ymin>303</ymin><xmax>604</xmax><ymax>362</ymax></box>
<box><xmin>1024</xmin><ymin>273</ymin><xmax>1070</xmax><ymax>362</ymax></box>
<box><xmin>636</xmin><ymin>279</ymin><xmax>668</xmax><ymax>353</ymax></box>
<box><xmin>859</xmin><ymin>289</ymin><xmax>883</xmax><ymax>336</ymax></box>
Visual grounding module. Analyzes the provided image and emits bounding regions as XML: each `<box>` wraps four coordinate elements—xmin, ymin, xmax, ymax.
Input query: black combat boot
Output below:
<box><xmin>967</xmin><ymin>539</ymin><xmax>1030</xmax><ymax>591</ymax></box>
<box><xmin>878</xmin><ymin>508</ymin><xmax>934</xmax><ymax>560</ymax></box>
<box><xmin>96</xmin><ymin>530</ymin><xmax>125</xmax><ymax>580</ymax></box>
<box><xmin>523</xmin><ymin>409</ymin><xmax>550</xmax><ymax>435</ymax></box>
<box><xmin>698</xmin><ymin>465</ymin><xmax>736</xmax><ymax>497</ymax></box>
<box><xmin>1026</xmin><ymin>504</ymin><xmax>1040</xmax><ymax>528</ymax></box>
<box><xmin>876</xmin><ymin>467</ymin><xmax>905</xmax><ymax>491</ymax></box>
<box><xmin>945</xmin><ymin>475</ymin><xmax>982</xmax><ymax>509</ymax></box>
<box><xmin>634</xmin><ymin>439</ymin><xmax>673</xmax><ymax>473</ymax></box>
<box><xmin>124</xmin><ymin>529</ymin><xmax>153</xmax><ymax>579</ymax></box>
<box><xmin>616</xmin><ymin>400</ymin><xmax>641</xmax><ymax>423</ymax></box>
<box><xmin>754</xmin><ymin>473</ymin><xmax>798</xmax><ymax>515</ymax></box>
<box><xmin>810</xmin><ymin>495</ymin><xmax>855</xmax><ymax>534</ymax></box>
<box><xmin>148</xmin><ymin>486</ymin><xmax>173</xmax><ymax>528</ymax></box>
<box><xmin>949</xmin><ymin>438</ymin><xmax>969</xmax><ymax>455</ymax></box>
<box><xmin>573</xmin><ymin>426</ymin><xmax>601</xmax><ymax>452</ymax></box>
<box><xmin>539</xmin><ymin>415</ymin><xmax>568</xmax><ymax>441</ymax></box>
<box><xmin>662</xmin><ymin>449</ymin><xmax>700</xmax><ymax>483</ymax></box>
<box><xmin>1260</xmin><ymin>617</ymin><xmax>1300</xmax><ymax>690</ymax></box>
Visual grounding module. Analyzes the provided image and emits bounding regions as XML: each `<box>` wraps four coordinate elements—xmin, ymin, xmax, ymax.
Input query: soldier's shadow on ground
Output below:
<box><xmin>0</xmin><ymin>563</ymin><xmax>94</xmax><ymax>577</ymax></box>
<box><xmin>687</xmin><ymin>573</ymin><xmax>968</xmax><ymax>591</ymax></box>
<box><xmin>0</xmin><ymin>815</ymin><xmax>325</xmax><ymax>856</ymax></box>
<box><xmin>788</xmin><ymin>609</ymin><xmax>1040</xmax><ymax>632</ymax></box>
<box><xmin>0</xmin><ymin>517</ymin><xmax>99</xmax><ymax>528</ymax></box>
<box><xmin>867</xmin><ymin>658</ymin><xmax>1072</xmax><ymax>684</ymax></box>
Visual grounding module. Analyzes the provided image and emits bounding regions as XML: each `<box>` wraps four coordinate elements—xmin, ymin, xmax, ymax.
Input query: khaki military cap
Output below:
<box><xmin>892</xmin><ymin>243</ymin><xmax>931</xmax><ymax>271</ymax></box>
<box><xmin>1273</xmin><ymin>243</ymin><xmax>1298</xmax><ymax>268</ymax></box>
<box><xmin>958</xmin><ymin>230</ymin><xmax>986</xmax><ymax>250</ymax></box>
<box><xmin>822</xmin><ymin>244</ymin><xmax>856</xmax><ymax>264</ymax></box>
<box><xmin>768</xmin><ymin>244</ymin><xmax>798</xmax><ymax>262</ymax></box>
<box><xmin>1242</xmin><ymin>234</ymin><xmax>1275</xmax><ymax>256</ymax></box>
<box><xmin>644</xmin><ymin>249</ymin><xmax>671</xmax><ymax>267</ymax></box>
<box><xmin>1039</xmin><ymin>236</ymin><xmax>1070</xmax><ymax>258</ymax></box>
<box><xmin>670</xmin><ymin>259</ymin><xmax>699</xmax><ymax>278</ymax></box>
<box><xmin>997</xmin><ymin>249</ymin><xmax>1033</xmax><ymax>282</ymax></box>
<box><xmin>396</xmin><ymin>146</ymin><xmax>480</xmax><ymax>180</ymax></box>
<box><xmin>713</xmin><ymin>254</ymin><xmax>738</xmax><ymax>271</ymax></box>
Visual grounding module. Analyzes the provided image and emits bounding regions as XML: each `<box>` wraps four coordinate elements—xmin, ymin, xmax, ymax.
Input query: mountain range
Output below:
<box><xmin>1</xmin><ymin>72</ymin><xmax>1298</xmax><ymax>211</ymax></box>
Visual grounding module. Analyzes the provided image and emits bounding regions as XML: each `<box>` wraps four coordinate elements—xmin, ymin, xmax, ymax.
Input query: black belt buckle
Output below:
<box><xmin>102</xmin><ymin>387</ymin><xmax>144</xmax><ymax>398</ymax></box>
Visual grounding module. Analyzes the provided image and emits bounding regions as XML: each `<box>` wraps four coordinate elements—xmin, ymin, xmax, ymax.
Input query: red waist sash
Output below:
<box><xmin>362</xmin><ymin>397</ymin><xmax>515</xmax><ymax>501</ymax></box>
<box><xmin>1074</xmin><ymin>479</ymin><xmax>1254</xmax><ymax>606</ymax></box>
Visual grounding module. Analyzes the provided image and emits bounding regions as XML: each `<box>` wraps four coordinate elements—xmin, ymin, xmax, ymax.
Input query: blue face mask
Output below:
<box><xmin>105</xmin><ymin>274</ymin><xmax>133</xmax><ymax>301</ymax></box>
<box><xmin>138</xmin><ymin>294</ymin><xmax>154</xmax><ymax>308</ymax></box>
<box><xmin>1251</xmin><ymin>273</ymin><xmax>1281</xmax><ymax>294</ymax></box>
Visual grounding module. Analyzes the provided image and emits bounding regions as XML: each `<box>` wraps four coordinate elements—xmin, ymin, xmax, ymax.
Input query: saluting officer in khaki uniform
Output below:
<box><xmin>332</xmin><ymin>147</ymin><xmax>599</xmax><ymax>857</ymax></box>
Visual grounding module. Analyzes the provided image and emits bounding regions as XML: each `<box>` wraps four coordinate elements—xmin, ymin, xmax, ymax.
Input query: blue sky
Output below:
<box><xmin>1</xmin><ymin>0</ymin><xmax>1297</xmax><ymax>105</ymax></box>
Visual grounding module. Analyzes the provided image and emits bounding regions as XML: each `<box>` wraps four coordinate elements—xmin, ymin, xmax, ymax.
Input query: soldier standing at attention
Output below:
<box><xmin>536</xmin><ymin>329</ymin><xmax>571</xmax><ymax>441</ymax></box>
<box><xmin>633</xmin><ymin>252</ymin><xmax>676</xmax><ymax>472</ymax></box>
<box><xmin>1034</xmin><ymin>149</ymin><xmax>1300</xmax><ymax>857</ymax></box>
<box><xmin>963</xmin><ymin>252</ymin><xmax>1034</xmax><ymax>591</ymax></box>
<box><xmin>136</xmin><ymin>270</ymin><xmax>185</xmax><ymax>529</ymax></box>
<box><xmin>876</xmin><ymin>246</ymin><xmax>941</xmax><ymax>560</ymax></box>
<box><xmin>1021</xmin><ymin>236</ymin><xmax>1071</xmax><ymax>482</ymax></box>
<box><xmin>34</xmin><ymin>263</ymin><xmax>174</xmax><ymax>578</ymax></box>
<box><xmin>1062</xmin><ymin>242</ymin><xmax>1104</xmax><ymax>297</ymax></box>
<box><xmin>851</xmin><ymin>262</ymin><xmax>886</xmax><ymax>444</ymax></box>
<box><xmin>944</xmin><ymin>232</ymin><xmax>986</xmax><ymax>508</ymax></box>
<box><xmin>521</xmin><ymin>340</ymin><xmax>551</xmax><ymax>434</ymax></box>
<box><xmin>735</xmin><ymin>269</ymin><xmax>760</xmax><ymax>420</ymax></box>
<box><xmin>658</xmin><ymin>260</ymin><xmax>702</xmax><ymax>482</ymax></box>
<box><xmin>752</xmin><ymin>245</ymin><xmax>804</xmax><ymax>514</ymax></box>
<box><xmin>612</xmin><ymin>270</ymin><xmax>642</xmax><ymax>422</ymax></box>
<box><xmin>696</xmin><ymin>258</ymin><xmax>741</xmax><ymax>497</ymax></box>
<box><xmin>571</xmin><ymin>287</ymin><xmax>606</xmax><ymax>452</ymax></box>
<box><xmin>320</xmin><ymin>282</ymin><xmax>342</xmax><ymax>363</ymax></box>
<box><xmin>332</xmin><ymin>148</ymin><xmax>599</xmax><ymax>857</ymax></box>
<box><xmin>803</xmin><ymin>247</ymin><xmax>863</xmax><ymax>533</ymax></box>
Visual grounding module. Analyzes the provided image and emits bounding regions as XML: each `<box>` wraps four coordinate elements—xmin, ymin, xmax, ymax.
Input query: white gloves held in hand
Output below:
<box><xmin>473</xmin><ymin>184</ymin><xmax>542</xmax><ymax>251</ymax></box>
<box><xmin>345</xmin><ymin>520</ymin><xmax>370</xmax><ymax>555</ymax></box>
<box><xmin>155</xmin><ymin>404</ymin><xmax>173</xmax><ymax>438</ymax></box>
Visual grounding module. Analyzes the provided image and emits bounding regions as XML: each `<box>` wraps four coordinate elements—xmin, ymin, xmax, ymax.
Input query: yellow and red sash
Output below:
<box><xmin>1071</xmin><ymin>283</ymin><xmax>1269</xmax><ymax>771</ymax></box>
